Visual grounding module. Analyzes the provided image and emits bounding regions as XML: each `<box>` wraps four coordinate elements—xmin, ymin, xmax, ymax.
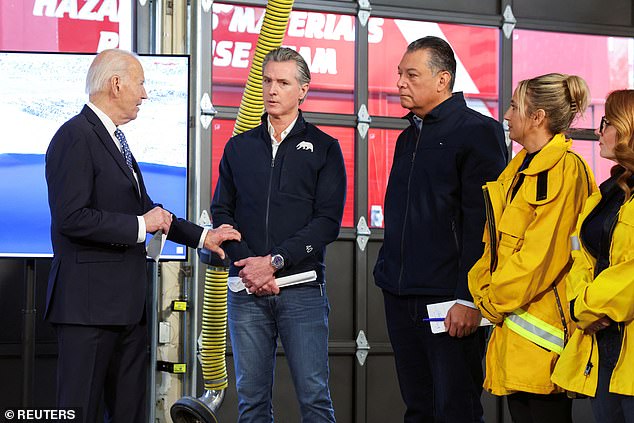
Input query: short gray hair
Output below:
<box><xmin>85</xmin><ymin>49</ymin><xmax>139</xmax><ymax>96</ymax></box>
<box><xmin>262</xmin><ymin>47</ymin><xmax>311</xmax><ymax>103</ymax></box>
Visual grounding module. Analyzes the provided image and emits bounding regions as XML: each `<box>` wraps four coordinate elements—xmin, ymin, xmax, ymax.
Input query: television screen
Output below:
<box><xmin>0</xmin><ymin>51</ymin><xmax>190</xmax><ymax>259</ymax></box>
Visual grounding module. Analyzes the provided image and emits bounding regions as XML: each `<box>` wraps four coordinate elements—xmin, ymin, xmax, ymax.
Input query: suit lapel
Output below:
<box><xmin>81</xmin><ymin>106</ymin><xmax>142</xmax><ymax>200</ymax></box>
<box><xmin>132</xmin><ymin>157</ymin><xmax>149</xmax><ymax>194</ymax></box>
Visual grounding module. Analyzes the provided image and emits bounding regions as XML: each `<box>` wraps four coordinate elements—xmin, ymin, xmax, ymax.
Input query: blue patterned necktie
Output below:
<box><xmin>114</xmin><ymin>128</ymin><xmax>134</xmax><ymax>172</ymax></box>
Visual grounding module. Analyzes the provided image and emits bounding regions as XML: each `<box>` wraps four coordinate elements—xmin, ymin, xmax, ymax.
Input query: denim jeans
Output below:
<box><xmin>228</xmin><ymin>284</ymin><xmax>335</xmax><ymax>423</ymax></box>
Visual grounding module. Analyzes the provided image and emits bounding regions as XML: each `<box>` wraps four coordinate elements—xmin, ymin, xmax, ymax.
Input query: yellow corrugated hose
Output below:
<box><xmin>232</xmin><ymin>0</ymin><xmax>294</xmax><ymax>136</ymax></box>
<box><xmin>201</xmin><ymin>266</ymin><xmax>230</xmax><ymax>390</ymax></box>
<box><xmin>171</xmin><ymin>1</ymin><xmax>294</xmax><ymax>420</ymax></box>
<box><xmin>200</xmin><ymin>0</ymin><xmax>294</xmax><ymax>395</ymax></box>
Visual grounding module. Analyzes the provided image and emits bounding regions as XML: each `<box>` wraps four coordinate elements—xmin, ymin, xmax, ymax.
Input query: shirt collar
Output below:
<box><xmin>412</xmin><ymin>115</ymin><xmax>423</xmax><ymax>131</ymax></box>
<box><xmin>406</xmin><ymin>92</ymin><xmax>464</xmax><ymax>126</ymax></box>
<box><xmin>87</xmin><ymin>102</ymin><xmax>117</xmax><ymax>137</ymax></box>
<box><xmin>267</xmin><ymin>115</ymin><xmax>298</xmax><ymax>144</ymax></box>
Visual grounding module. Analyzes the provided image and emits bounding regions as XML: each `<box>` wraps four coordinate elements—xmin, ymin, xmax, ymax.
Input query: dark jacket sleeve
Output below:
<box><xmin>166</xmin><ymin>216</ymin><xmax>204</xmax><ymax>248</ymax></box>
<box><xmin>211</xmin><ymin>140</ymin><xmax>256</xmax><ymax>261</ymax></box>
<box><xmin>135</xmin><ymin>159</ymin><xmax>203</xmax><ymax>249</ymax></box>
<box><xmin>455</xmin><ymin>120</ymin><xmax>506</xmax><ymax>301</ymax></box>
<box><xmin>273</xmin><ymin>140</ymin><xmax>346</xmax><ymax>267</ymax></box>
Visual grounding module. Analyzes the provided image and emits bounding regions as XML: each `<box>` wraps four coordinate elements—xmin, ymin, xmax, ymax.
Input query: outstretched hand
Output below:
<box><xmin>203</xmin><ymin>224</ymin><xmax>241</xmax><ymax>259</ymax></box>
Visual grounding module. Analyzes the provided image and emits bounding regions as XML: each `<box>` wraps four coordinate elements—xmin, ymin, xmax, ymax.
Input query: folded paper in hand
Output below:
<box><xmin>426</xmin><ymin>300</ymin><xmax>493</xmax><ymax>334</ymax></box>
<box><xmin>228</xmin><ymin>270</ymin><xmax>317</xmax><ymax>293</ymax></box>
<box><xmin>147</xmin><ymin>230</ymin><xmax>167</xmax><ymax>262</ymax></box>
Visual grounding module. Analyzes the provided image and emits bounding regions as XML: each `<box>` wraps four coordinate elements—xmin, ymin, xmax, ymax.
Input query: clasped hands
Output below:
<box><xmin>235</xmin><ymin>255</ymin><xmax>280</xmax><ymax>297</ymax></box>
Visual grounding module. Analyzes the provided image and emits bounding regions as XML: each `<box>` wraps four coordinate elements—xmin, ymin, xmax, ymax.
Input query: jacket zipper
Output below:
<box><xmin>479</xmin><ymin>186</ymin><xmax>500</xmax><ymax>320</ymax></box>
<box><xmin>264</xmin><ymin>156</ymin><xmax>275</xmax><ymax>251</ymax></box>
<box><xmin>579</xmin><ymin>217</ymin><xmax>616</xmax><ymax>379</ymax></box>
<box><xmin>451</xmin><ymin>219</ymin><xmax>459</xmax><ymax>252</ymax></box>
<box><xmin>262</xmin><ymin>122</ymin><xmax>305</xmax><ymax>251</ymax></box>
<box><xmin>552</xmin><ymin>283</ymin><xmax>569</xmax><ymax>344</ymax></box>
<box><xmin>584</xmin><ymin>336</ymin><xmax>594</xmax><ymax>376</ymax></box>
<box><xmin>397</xmin><ymin>128</ymin><xmax>422</xmax><ymax>290</ymax></box>
<box><xmin>581</xmin><ymin>200</ymin><xmax>628</xmax><ymax>378</ymax></box>
<box><xmin>482</xmin><ymin>187</ymin><xmax>498</xmax><ymax>273</ymax></box>
<box><xmin>606</xmin><ymin>209</ymin><xmax>619</xmax><ymax>267</ymax></box>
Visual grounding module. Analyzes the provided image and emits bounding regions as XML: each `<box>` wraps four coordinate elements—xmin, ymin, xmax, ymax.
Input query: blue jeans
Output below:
<box><xmin>228</xmin><ymin>284</ymin><xmax>335</xmax><ymax>423</ymax></box>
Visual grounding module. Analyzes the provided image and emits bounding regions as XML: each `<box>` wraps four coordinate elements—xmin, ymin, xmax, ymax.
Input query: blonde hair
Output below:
<box><xmin>514</xmin><ymin>73</ymin><xmax>590</xmax><ymax>135</ymax></box>
<box><xmin>605</xmin><ymin>89</ymin><xmax>634</xmax><ymax>199</ymax></box>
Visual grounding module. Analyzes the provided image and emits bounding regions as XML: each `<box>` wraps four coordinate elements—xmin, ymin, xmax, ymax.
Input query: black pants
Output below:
<box><xmin>507</xmin><ymin>392</ymin><xmax>572</xmax><ymax>423</ymax></box>
<box><xmin>383</xmin><ymin>290</ymin><xmax>486</xmax><ymax>423</ymax></box>
<box><xmin>590</xmin><ymin>326</ymin><xmax>634</xmax><ymax>423</ymax></box>
<box><xmin>55</xmin><ymin>322</ymin><xmax>148</xmax><ymax>423</ymax></box>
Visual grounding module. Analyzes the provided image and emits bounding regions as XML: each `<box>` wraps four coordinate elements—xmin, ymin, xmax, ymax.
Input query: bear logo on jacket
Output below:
<box><xmin>296</xmin><ymin>141</ymin><xmax>314</xmax><ymax>152</ymax></box>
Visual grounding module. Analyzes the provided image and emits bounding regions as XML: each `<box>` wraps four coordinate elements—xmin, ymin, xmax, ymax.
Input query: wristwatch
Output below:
<box><xmin>271</xmin><ymin>254</ymin><xmax>285</xmax><ymax>270</ymax></box>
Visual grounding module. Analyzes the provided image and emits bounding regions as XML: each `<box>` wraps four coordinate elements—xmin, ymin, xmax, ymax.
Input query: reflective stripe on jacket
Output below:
<box><xmin>505</xmin><ymin>308</ymin><xmax>566</xmax><ymax>354</ymax></box>
<box><xmin>468</xmin><ymin>133</ymin><xmax>596</xmax><ymax>395</ymax></box>
<box><xmin>552</xmin><ymin>192</ymin><xmax>634</xmax><ymax>397</ymax></box>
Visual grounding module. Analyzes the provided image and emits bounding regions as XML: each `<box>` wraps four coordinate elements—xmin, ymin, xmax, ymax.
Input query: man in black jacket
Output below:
<box><xmin>373</xmin><ymin>36</ymin><xmax>507</xmax><ymax>422</ymax></box>
<box><xmin>212</xmin><ymin>47</ymin><xmax>346</xmax><ymax>422</ymax></box>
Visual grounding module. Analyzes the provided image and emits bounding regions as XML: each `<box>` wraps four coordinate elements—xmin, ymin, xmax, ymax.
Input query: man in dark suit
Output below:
<box><xmin>45</xmin><ymin>49</ymin><xmax>240</xmax><ymax>423</ymax></box>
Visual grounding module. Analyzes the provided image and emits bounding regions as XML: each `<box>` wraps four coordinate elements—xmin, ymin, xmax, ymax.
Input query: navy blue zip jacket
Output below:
<box><xmin>211</xmin><ymin>112</ymin><xmax>346</xmax><ymax>283</ymax></box>
<box><xmin>374</xmin><ymin>93</ymin><xmax>506</xmax><ymax>301</ymax></box>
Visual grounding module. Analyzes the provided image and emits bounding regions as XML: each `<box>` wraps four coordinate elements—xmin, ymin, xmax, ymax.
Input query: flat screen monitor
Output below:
<box><xmin>0</xmin><ymin>51</ymin><xmax>190</xmax><ymax>260</ymax></box>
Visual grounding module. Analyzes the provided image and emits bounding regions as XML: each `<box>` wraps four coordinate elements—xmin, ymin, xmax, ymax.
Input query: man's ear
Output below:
<box><xmin>298</xmin><ymin>83</ymin><xmax>309</xmax><ymax>103</ymax></box>
<box><xmin>110</xmin><ymin>75</ymin><xmax>121</xmax><ymax>97</ymax></box>
<box><xmin>437</xmin><ymin>70</ymin><xmax>451</xmax><ymax>93</ymax></box>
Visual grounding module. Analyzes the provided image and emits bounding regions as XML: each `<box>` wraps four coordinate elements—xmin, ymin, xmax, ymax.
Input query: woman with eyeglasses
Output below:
<box><xmin>468</xmin><ymin>73</ymin><xmax>597</xmax><ymax>423</ymax></box>
<box><xmin>553</xmin><ymin>89</ymin><xmax>634</xmax><ymax>423</ymax></box>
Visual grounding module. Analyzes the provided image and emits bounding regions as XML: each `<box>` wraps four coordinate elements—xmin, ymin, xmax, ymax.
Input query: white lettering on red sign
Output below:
<box><xmin>227</xmin><ymin>7</ymin><xmax>263</xmax><ymax>34</ymax></box>
<box><xmin>97</xmin><ymin>31</ymin><xmax>119</xmax><ymax>51</ymax></box>
<box><xmin>212</xmin><ymin>41</ymin><xmax>252</xmax><ymax>68</ymax></box>
<box><xmin>285</xmin><ymin>46</ymin><xmax>337</xmax><ymax>75</ymax></box>
<box><xmin>211</xmin><ymin>4</ymin><xmax>385</xmax><ymax>75</ymax></box>
<box><xmin>368</xmin><ymin>18</ymin><xmax>384</xmax><ymax>43</ymax></box>
<box><xmin>32</xmin><ymin>0</ymin><xmax>119</xmax><ymax>22</ymax></box>
<box><xmin>214</xmin><ymin>6</ymin><xmax>384</xmax><ymax>43</ymax></box>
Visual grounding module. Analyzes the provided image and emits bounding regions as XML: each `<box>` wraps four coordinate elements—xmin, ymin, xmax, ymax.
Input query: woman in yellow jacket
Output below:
<box><xmin>468</xmin><ymin>73</ymin><xmax>597</xmax><ymax>423</ymax></box>
<box><xmin>552</xmin><ymin>90</ymin><xmax>634</xmax><ymax>423</ymax></box>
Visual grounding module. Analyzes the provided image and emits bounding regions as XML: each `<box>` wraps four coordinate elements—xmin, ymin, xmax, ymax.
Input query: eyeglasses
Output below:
<box><xmin>599</xmin><ymin>116</ymin><xmax>611</xmax><ymax>135</ymax></box>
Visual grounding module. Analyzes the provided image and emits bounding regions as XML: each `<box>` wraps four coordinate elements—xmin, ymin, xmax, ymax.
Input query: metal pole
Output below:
<box><xmin>21</xmin><ymin>259</ymin><xmax>36</xmax><ymax>408</ymax></box>
<box><xmin>148</xmin><ymin>261</ymin><xmax>160</xmax><ymax>422</ymax></box>
<box><xmin>186</xmin><ymin>0</ymin><xmax>213</xmax><ymax>397</ymax></box>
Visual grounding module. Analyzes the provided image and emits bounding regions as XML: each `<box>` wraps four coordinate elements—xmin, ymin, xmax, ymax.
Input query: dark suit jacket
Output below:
<box><xmin>45</xmin><ymin>105</ymin><xmax>202</xmax><ymax>325</ymax></box>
